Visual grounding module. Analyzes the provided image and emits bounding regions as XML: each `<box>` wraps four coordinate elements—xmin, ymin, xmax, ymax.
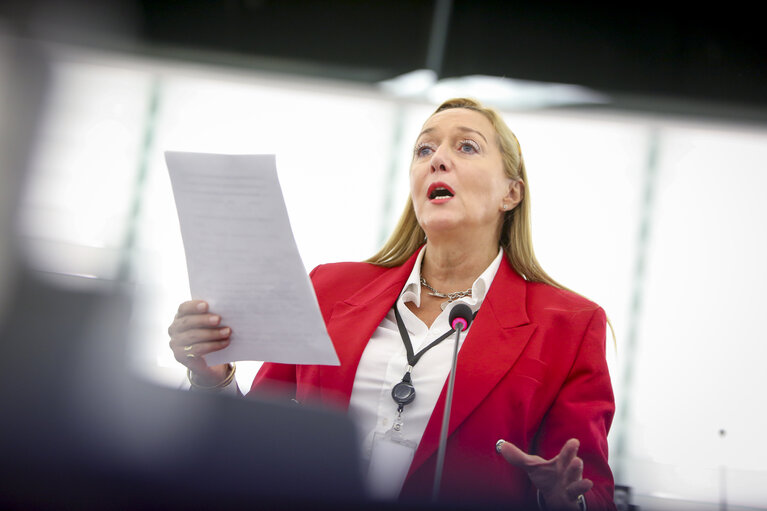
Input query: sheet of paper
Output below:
<box><xmin>165</xmin><ymin>151</ymin><xmax>339</xmax><ymax>366</ymax></box>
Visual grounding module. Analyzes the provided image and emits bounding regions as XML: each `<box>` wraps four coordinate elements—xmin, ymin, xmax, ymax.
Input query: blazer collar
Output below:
<box><xmin>317</xmin><ymin>248</ymin><xmax>423</xmax><ymax>407</ymax></box>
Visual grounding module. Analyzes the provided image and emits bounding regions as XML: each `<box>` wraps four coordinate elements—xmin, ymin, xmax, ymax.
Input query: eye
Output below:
<box><xmin>414</xmin><ymin>142</ymin><xmax>435</xmax><ymax>158</ymax></box>
<box><xmin>458</xmin><ymin>139</ymin><xmax>480</xmax><ymax>154</ymax></box>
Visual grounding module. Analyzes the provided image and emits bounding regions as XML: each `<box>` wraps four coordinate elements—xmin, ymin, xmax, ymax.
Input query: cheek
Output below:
<box><xmin>485</xmin><ymin>174</ymin><xmax>513</xmax><ymax>200</ymax></box>
<box><xmin>472</xmin><ymin>181</ymin><xmax>502</xmax><ymax>203</ymax></box>
<box><xmin>409</xmin><ymin>164</ymin><xmax>427</xmax><ymax>196</ymax></box>
<box><xmin>408</xmin><ymin>169</ymin><xmax>422</xmax><ymax>212</ymax></box>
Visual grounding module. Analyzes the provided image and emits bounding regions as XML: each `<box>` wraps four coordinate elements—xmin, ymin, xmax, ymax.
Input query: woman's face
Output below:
<box><xmin>410</xmin><ymin>108</ymin><xmax>520</xmax><ymax>241</ymax></box>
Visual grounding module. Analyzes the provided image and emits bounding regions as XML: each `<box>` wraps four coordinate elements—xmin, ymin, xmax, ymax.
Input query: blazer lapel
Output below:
<box><xmin>317</xmin><ymin>250</ymin><xmax>421</xmax><ymax>408</ymax></box>
<box><xmin>407</xmin><ymin>256</ymin><xmax>536</xmax><ymax>477</ymax></box>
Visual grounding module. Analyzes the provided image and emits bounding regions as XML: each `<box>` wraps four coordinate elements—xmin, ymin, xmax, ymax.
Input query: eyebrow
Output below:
<box><xmin>417</xmin><ymin>126</ymin><xmax>489</xmax><ymax>144</ymax></box>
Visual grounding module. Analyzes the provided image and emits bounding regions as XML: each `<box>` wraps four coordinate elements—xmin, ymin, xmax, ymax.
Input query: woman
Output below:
<box><xmin>168</xmin><ymin>98</ymin><xmax>615</xmax><ymax>510</ymax></box>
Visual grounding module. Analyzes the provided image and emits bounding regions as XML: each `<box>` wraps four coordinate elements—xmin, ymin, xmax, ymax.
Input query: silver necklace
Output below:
<box><xmin>420</xmin><ymin>275</ymin><xmax>472</xmax><ymax>307</ymax></box>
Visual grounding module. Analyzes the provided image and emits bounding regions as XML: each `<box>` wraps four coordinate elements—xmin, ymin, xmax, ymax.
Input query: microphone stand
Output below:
<box><xmin>431</xmin><ymin>311</ymin><xmax>469</xmax><ymax>502</ymax></box>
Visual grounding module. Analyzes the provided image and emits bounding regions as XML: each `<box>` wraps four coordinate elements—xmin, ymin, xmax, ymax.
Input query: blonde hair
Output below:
<box><xmin>367</xmin><ymin>98</ymin><xmax>562</xmax><ymax>287</ymax></box>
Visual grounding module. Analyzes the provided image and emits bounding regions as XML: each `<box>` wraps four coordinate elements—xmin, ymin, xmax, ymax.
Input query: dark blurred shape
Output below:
<box><xmin>0</xmin><ymin>0</ymin><xmax>139</xmax><ymax>51</ymax></box>
<box><xmin>137</xmin><ymin>0</ymin><xmax>434</xmax><ymax>82</ymax></box>
<box><xmin>0</xmin><ymin>270</ymin><xmax>365</xmax><ymax>509</ymax></box>
<box><xmin>0</xmin><ymin>30</ymin><xmax>367</xmax><ymax>511</ymax></box>
<box><xmin>135</xmin><ymin>0</ymin><xmax>767</xmax><ymax>113</ymax></box>
<box><xmin>0</xmin><ymin>25</ymin><xmax>48</xmax><ymax>287</ymax></box>
<box><xmin>3</xmin><ymin>0</ymin><xmax>765</xmax><ymax>121</ymax></box>
<box><xmin>614</xmin><ymin>485</ymin><xmax>638</xmax><ymax>511</ymax></box>
<box><xmin>0</xmin><ymin>271</ymin><xmax>367</xmax><ymax>509</ymax></box>
<box><xmin>443</xmin><ymin>1</ymin><xmax>767</xmax><ymax>111</ymax></box>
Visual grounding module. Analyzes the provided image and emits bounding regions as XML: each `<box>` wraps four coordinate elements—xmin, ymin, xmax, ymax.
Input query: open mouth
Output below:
<box><xmin>428</xmin><ymin>183</ymin><xmax>455</xmax><ymax>200</ymax></box>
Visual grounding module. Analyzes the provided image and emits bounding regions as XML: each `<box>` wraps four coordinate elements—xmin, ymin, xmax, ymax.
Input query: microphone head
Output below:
<box><xmin>449</xmin><ymin>303</ymin><xmax>473</xmax><ymax>331</ymax></box>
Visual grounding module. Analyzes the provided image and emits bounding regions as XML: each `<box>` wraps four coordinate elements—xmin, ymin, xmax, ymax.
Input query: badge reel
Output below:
<box><xmin>367</xmin><ymin>369</ymin><xmax>418</xmax><ymax>497</ymax></box>
<box><xmin>391</xmin><ymin>369</ymin><xmax>416</xmax><ymax>432</ymax></box>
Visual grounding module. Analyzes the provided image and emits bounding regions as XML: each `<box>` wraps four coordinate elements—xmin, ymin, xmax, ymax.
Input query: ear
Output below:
<box><xmin>500</xmin><ymin>179</ymin><xmax>524</xmax><ymax>212</ymax></box>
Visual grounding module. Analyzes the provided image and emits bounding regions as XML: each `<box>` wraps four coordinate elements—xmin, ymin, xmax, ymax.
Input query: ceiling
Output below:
<box><xmin>3</xmin><ymin>0</ymin><xmax>766</xmax><ymax>122</ymax></box>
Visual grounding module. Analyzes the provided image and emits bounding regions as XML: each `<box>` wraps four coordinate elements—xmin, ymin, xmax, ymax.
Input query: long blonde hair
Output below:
<box><xmin>366</xmin><ymin>98</ymin><xmax>563</xmax><ymax>288</ymax></box>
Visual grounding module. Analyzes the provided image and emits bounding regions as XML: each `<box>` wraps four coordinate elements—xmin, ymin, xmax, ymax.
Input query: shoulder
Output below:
<box><xmin>524</xmin><ymin>280</ymin><xmax>605</xmax><ymax>329</ymax></box>
<box><xmin>526</xmin><ymin>280</ymin><xmax>601</xmax><ymax>311</ymax></box>
<box><xmin>309</xmin><ymin>261</ymin><xmax>391</xmax><ymax>302</ymax></box>
<box><xmin>310</xmin><ymin>260</ymin><xmax>390</xmax><ymax>285</ymax></box>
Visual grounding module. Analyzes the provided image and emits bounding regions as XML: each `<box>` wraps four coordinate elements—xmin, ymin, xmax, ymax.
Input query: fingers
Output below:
<box><xmin>557</xmin><ymin>438</ymin><xmax>580</xmax><ymax>470</ymax></box>
<box><xmin>169</xmin><ymin>313</ymin><xmax>220</xmax><ymax>336</ymax></box>
<box><xmin>562</xmin><ymin>454</ymin><xmax>583</xmax><ymax>483</ymax></box>
<box><xmin>183</xmin><ymin>351</ymin><xmax>213</xmax><ymax>375</ymax></box>
<box><xmin>170</xmin><ymin>321</ymin><xmax>230</xmax><ymax>346</ymax></box>
<box><xmin>168</xmin><ymin>300</ymin><xmax>225</xmax><ymax>341</ymax></box>
<box><xmin>170</xmin><ymin>327</ymin><xmax>231</xmax><ymax>358</ymax></box>
<box><xmin>168</xmin><ymin>300</ymin><xmax>232</xmax><ymax>370</ymax></box>
<box><xmin>176</xmin><ymin>299</ymin><xmax>208</xmax><ymax>317</ymax></box>
<box><xmin>180</xmin><ymin>338</ymin><xmax>231</xmax><ymax>359</ymax></box>
<box><xmin>558</xmin><ymin>439</ymin><xmax>588</xmax><ymax>497</ymax></box>
<box><xmin>176</xmin><ymin>338</ymin><xmax>230</xmax><ymax>372</ymax></box>
<box><xmin>496</xmin><ymin>439</ymin><xmax>547</xmax><ymax>469</ymax></box>
<box><xmin>565</xmin><ymin>477</ymin><xmax>592</xmax><ymax>502</ymax></box>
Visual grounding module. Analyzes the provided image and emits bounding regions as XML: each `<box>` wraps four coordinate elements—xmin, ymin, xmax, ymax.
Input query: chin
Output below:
<box><xmin>419</xmin><ymin>216</ymin><xmax>466</xmax><ymax>236</ymax></box>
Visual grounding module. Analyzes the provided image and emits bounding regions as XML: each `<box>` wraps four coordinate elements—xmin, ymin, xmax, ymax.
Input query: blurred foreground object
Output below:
<box><xmin>0</xmin><ymin>31</ymin><xmax>364</xmax><ymax>511</ymax></box>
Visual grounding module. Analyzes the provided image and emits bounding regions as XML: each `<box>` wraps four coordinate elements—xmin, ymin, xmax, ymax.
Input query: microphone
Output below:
<box><xmin>449</xmin><ymin>303</ymin><xmax>473</xmax><ymax>332</ymax></box>
<box><xmin>432</xmin><ymin>302</ymin><xmax>474</xmax><ymax>502</ymax></box>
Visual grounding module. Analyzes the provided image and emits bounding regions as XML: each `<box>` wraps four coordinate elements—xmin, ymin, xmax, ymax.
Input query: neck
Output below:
<box><xmin>421</xmin><ymin>232</ymin><xmax>499</xmax><ymax>293</ymax></box>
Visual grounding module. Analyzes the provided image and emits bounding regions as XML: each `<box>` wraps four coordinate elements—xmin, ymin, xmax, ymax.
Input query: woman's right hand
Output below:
<box><xmin>168</xmin><ymin>300</ymin><xmax>232</xmax><ymax>386</ymax></box>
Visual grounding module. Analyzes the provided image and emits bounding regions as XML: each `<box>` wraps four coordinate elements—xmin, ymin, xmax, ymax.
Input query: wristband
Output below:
<box><xmin>537</xmin><ymin>490</ymin><xmax>587</xmax><ymax>511</ymax></box>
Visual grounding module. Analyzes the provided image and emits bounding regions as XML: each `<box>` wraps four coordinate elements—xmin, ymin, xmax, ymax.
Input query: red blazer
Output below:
<box><xmin>250</xmin><ymin>249</ymin><xmax>616</xmax><ymax>510</ymax></box>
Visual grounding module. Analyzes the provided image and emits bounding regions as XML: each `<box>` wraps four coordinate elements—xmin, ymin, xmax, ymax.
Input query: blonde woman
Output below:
<box><xmin>169</xmin><ymin>98</ymin><xmax>615</xmax><ymax>510</ymax></box>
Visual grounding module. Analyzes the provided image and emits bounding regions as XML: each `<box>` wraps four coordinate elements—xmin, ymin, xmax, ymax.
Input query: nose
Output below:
<box><xmin>429</xmin><ymin>145</ymin><xmax>450</xmax><ymax>173</ymax></box>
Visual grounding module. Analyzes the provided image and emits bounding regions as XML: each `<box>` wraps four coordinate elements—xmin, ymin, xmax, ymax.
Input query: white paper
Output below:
<box><xmin>165</xmin><ymin>151</ymin><xmax>339</xmax><ymax>366</ymax></box>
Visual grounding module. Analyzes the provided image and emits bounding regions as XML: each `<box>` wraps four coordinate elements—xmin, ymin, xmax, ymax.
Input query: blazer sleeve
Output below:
<box><xmin>248</xmin><ymin>361</ymin><xmax>298</xmax><ymax>400</ymax></box>
<box><xmin>534</xmin><ymin>307</ymin><xmax>616</xmax><ymax>511</ymax></box>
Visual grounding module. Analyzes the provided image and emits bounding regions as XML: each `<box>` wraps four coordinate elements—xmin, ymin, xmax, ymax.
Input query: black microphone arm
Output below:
<box><xmin>432</xmin><ymin>303</ymin><xmax>474</xmax><ymax>502</ymax></box>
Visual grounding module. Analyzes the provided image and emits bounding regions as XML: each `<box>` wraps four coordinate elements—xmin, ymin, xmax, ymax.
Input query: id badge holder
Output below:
<box><xmin>366</xmin><ymin>418</ymin><xmax>417</xmax><ymax>499</ymax></box>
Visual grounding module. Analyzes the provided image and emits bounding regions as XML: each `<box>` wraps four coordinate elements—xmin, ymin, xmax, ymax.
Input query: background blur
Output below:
<box><xmin>2</xmin><ymin>1</ymin><xmax>766</xmax><ymax>509</ymax></box>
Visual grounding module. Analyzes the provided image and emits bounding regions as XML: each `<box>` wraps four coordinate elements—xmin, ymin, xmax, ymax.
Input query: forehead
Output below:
<box><xmin>419</xmin><ymin>108</ymin><xmax>496</xmax><ymax>139</ymax></box>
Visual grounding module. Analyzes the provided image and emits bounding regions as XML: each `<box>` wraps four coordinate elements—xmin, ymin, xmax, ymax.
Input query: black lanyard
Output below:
<box><xmin>391</xmin><ymin>301</ymin><xmax>478</xmax><ymax>413</ymax></box>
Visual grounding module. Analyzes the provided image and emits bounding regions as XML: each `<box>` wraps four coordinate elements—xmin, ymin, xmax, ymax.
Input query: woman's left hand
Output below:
<box><xmin>496</xmin><ymin>438</ymin><xmax>591</xmax><ymax>511</ymax></box>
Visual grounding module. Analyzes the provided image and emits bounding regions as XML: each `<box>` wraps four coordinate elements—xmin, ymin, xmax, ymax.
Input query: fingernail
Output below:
<box><xmin>495</xmin><ymin>439</ymin><xmax>505</xmax><ymax>454</ymax></box>
<box><xmin>209</xmin><ymin>315</ymin><xmax>220</xmax><ymax>325</ymax></box>
<box><xmin>219</xmin><ymin>327</ymin><xmax>230</xmax><ymax>336</ymax></box>
<box><xmin>196</xmin><ymin>302</ymin><xmax>207</xmax><ymax>312</ymax></box>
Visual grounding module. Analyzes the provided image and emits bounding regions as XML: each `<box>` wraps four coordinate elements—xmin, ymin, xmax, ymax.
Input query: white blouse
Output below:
<box><xmin>348</xmin><ymin>248</ymin><xmax>503</xmax><ymax>499</ymax></box>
